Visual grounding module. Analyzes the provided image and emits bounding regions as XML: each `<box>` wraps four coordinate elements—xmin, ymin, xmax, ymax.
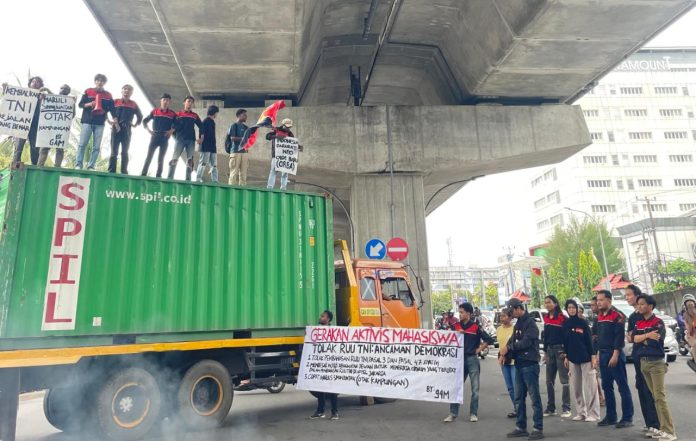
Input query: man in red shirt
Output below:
<box><xmin>108</xmin><ymin>84</ymin><xmax>142</xmax><ymax>174</ymax></box>
<box><xmin>76</xmin><ymin>73</ymin><xmax>114</xmax><ymax>170</ymax></box>
<box><xmin>142</xmin><ymin>94</ymin><xmax>176</xmax><ymax>177</ymax></box>
<box><xmin>168</xmin><ymin>96</ymin><xmax>202</xmax><ymax>181</ymax></box>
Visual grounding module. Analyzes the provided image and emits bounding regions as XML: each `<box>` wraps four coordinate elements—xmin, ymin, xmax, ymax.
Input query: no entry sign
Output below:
<box><xmin>386</xmin><ymin>237</ymin><xmax>409</xmax><ymax>261</ymax></box>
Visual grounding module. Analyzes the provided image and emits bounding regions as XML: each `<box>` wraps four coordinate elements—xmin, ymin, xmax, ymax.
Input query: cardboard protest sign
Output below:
<box><xmin>36</xmin><ymin>94</ymin><xmax>75</xmax><ymax>149</ymax></box>
<box><xmin>297</xmin><ymin>326</ymin><xmax>464</xmax><ymax>403</ymax></box>
<box><xmin>272</xmin><ymin>136</ymin><xmax>299</xmax><ymax>175</ymax></box>
<box><xmin>0</xmin><ymin>86</ymin><xmax>41</xmax><ymax>138</ymax></box>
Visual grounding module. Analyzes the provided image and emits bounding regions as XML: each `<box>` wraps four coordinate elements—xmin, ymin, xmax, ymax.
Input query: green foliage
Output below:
<box><xmin>469</xmin><ymin>282</ymin><xmax>499</xmax><ymax>308</ymax></box>
<box><xmin>431</xmin><ymin>291</ymin><xmax>454</xmax><ymax>315</ymax></box>
<box><xmin>653</xmin><ymin>258</ymin><xmax>696</xmax><ymax>293</ymax></box>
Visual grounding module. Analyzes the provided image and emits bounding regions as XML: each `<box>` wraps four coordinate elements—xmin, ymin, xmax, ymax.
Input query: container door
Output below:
<box><xmin>356</xmin><ymin>269</ymin><xmax>382</xmax><ymax>327</ymax></box>
<box><xmin>377</xmin><ymin>277</ymin><xmax>420</xmax><ymax>329</ymax></box>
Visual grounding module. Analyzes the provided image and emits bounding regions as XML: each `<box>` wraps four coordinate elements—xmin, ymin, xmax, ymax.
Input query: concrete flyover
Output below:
<box><xmin>83</xmin><ymin>0</ymin><xmax>695</xmax><ymax>325</ymax></box>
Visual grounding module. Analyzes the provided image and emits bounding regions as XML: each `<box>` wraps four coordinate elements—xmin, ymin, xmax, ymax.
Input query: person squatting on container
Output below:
<box><xmin>443</xmin><ymin>302</ymin><xmax>493</xmax><ymax>423</ymax></box>
<box><xmin>196</xmin><ymin>105</ymin><xmax>220</xmax><ymax>183</ymax></box>
<box><xmin>168</xmin><ymin>96</ymin><xmax>202</xmax><ymax>181</ymax></box>
<box><xmin>76</xmin><ymin>73</ymin><xmax>114</xmax><ymax>170</ymax></box>
<box><xmin>227</xmin><ymin>108</ymin><xmax>249</xmax><ymax>186</ymax></box>
<box><xmin>497</xmin><ymin>308</ymin><xmax>518</xmax><ymax>418</ymax></box>
<box><xmin>142</xmin><ymin>93</ymin><xmax>177</xmax><ymax>178</ymax></box>
<box><xmin>562</xmin><ymin>299</ymin><xmax>600</xmax><ymax>422</ymax></box>
<box><xmin>542</xmin><ymin>295</ymin><xmax>571</xmax><ymax>418</ymax></box>
<box><xmin>310</xmin><ymin>310</ymin><xmax>339</xmax><ymax>421</ymax></box>
<box><xmin>624</xmin><ymin>284</ymin><xmax>660</xmax><ymax>436</ymax></box>
<box><xmin>108</xmin><ymin>84</ymin><xmax>142</xmax><ymax>174</ymax></box>
<box><xmin>37</xmin><ymin>83</ymin><xmax>74</xmax><ymax>168</ymax></box>
<box><xmin>266</xmin><ymin>118</ymin><xmax>302</xmax><ymax>191</ymax></box>
<box><xmin>632</xmin><ymin>294</ymin><xmax>677</xmax><ymax>441</ymax></box>
<box><xmin>593</xmin><ymin>290</ymin><xmax>634</xmax><ymax>429</ymax></box>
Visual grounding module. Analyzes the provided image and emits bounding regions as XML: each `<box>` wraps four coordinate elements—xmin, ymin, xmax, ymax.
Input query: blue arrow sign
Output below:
<box><xmin>365</xmin><ymin>238</ymin><xmax>386</xmax><ymax>259</ymax></box>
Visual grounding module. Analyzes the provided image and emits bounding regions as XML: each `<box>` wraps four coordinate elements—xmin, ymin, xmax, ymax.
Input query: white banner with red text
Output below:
<box><xmin>296</xmin><ymin>326</ymin><xmax>464</xmax><ymax>403</ymax></box>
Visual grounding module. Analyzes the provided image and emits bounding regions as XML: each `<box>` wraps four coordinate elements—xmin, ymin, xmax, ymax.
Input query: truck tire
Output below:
<box><xmin>44</xmin><ymin>386</ymin><xmax>92</xmax><ymax>433</ymax></box>
<box><xmin>176</xmin><ymin>360</ymin><xmax>233</xmax><ymax>429</ymax></box>
<box><xmin>96</xmin><ymin>367</ymin><xmax>161</xmax><ymax>441</ymax></box>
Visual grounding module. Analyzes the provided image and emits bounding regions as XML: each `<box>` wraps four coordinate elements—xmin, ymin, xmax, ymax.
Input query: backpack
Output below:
<box><xmin>224</xmin><ymin>124</ymin><xmax>234</xmax><ymax>154</ymax></box>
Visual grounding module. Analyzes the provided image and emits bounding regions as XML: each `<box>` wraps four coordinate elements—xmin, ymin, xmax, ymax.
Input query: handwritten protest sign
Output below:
<box><xmin>0</xmin><ymin>86</ymin><xmax>40</xmax><ymax>138</ymax></box>
<box><xmin>272</xmin><ymin>136</ymin><xmax>299</xmax><ymax>175</ymax></box>
<box><xmin>297</xmin><ymin>326</ymin><xmax>464</xmax><ymax>403</ymax></box>
<box><xmin>36</xmin><ymin>94</ymin><xmax>75</xmax><ymax>149</ymax></box>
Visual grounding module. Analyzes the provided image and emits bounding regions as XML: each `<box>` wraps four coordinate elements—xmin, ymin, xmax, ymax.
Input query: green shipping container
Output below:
<box><xmin>0</xmin><ymin>167</ymin><xmax>334</xmax><ymax>350</ymax></box>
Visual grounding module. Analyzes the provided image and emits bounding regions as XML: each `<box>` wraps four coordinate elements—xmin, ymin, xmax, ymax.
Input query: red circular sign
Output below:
<box><xmin>386</xmin><ymin>237</ymin><xmax>409</xmax><ymax>261</ymax></box>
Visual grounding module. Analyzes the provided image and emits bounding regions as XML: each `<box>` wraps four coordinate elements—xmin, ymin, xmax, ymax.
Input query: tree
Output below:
<box><xmin>469</xmin><ymin>281</ymin><xmax>499</xmax><ymax>308</ymax></box>
<box><xmin>653</xmin><ymin>258</ymin><xmax>696</xmax><ymax>293</ymax></box>
<box><xmin>431</xmin><ymin>291</ymin><xmax>454</xmax><ymax>315</ymax></box>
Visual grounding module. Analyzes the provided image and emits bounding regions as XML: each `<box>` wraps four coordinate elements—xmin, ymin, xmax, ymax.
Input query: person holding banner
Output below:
<box><xmin>443</xmin><ymin>302</ymin><xmax>493</xmax><ymax>423</ymax></box>
<box><xmin>266</xmin><ymin>119</ymin><xmax>302</xmax><ymax>191</ymax></box>
<box><xmin>108</xmin><ymin>84</ymin><xmax>143</xmax><ymax>174</ymax></box>
<box><xmin>309</xmin><ymin>310</ymin><xmax>339</xmax><ymax>421</ymax></box>
<box><xmin>7</xmin><ymin>76</ymin><xmax>45</xmax><ymax>165</ymax></box>
<box><xmin>37</xmin><ymin>84</ymin><xmax>75</xmax><ymax>168</ymax></box>
<box><xmin>501</xmin><ymin>298</ymin><xmax>544</xmax><ymax>440</ymax></box>
<box><xmin>76</xmin><ymin>74</ymin><xmax>114</xmax><ymax>170</ymax></box>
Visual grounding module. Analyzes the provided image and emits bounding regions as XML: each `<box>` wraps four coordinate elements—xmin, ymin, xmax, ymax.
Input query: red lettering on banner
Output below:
<box><xmin>53</xmin><ymin>218</ymin><xmax>82</xmax><ymax>246</ymax></box>
<box><xmin>44</xmin><ymin>292</ymin><xmax>73</xmax><ymax>323</ymax></box>
<box><xmin>49</xmin><ymin>254</ymin><xmax>78</xmax><ymax>284</ymax></box>
<box><xmin>58</xmin><ymin>183</ymin><xmax>85</xmax><ymax>210</ymax></box>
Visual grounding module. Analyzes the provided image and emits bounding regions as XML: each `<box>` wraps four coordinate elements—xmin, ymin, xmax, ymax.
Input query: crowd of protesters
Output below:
<box><xmin>436</xmin><ymin>284</ymin><xmax>690</xmax><ymax>440</ymax></box>
<box><xmin>2</xmin><ymin>74</ymin><xmax>300</xmax><ymax>190</ymax></box>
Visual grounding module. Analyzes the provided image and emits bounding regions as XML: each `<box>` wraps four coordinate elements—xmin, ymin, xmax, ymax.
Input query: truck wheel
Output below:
<box><xmin>96</xmin><ymin>367</ymin><xmax>161</xmax><ymax>441</ymax></box>
<box><xmin>267</xmin><ymin>381</ymin><xmax>286</xmax><ymax>394</ymax></box>
<box><xmin>44</xmin><ymin>386</ymin><xmax>92</xmax><ymax>433</ymax></box>
<box><xmin>176</xmin><ymin>360</ymin><xmax>233</xmax><ymax>429</ymax></box>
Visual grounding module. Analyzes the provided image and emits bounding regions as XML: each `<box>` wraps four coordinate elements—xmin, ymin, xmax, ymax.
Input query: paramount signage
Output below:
<box><xmin>615</xmin><ymin>56</ymin><xmax>672</xmax><ymax>72</ymax></box>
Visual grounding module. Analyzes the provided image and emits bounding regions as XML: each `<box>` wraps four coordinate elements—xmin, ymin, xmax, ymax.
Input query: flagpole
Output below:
<box><xmin>541</xmin><ymin>267</ymin><xmax>548</xmax><ymax>296</ymax></box>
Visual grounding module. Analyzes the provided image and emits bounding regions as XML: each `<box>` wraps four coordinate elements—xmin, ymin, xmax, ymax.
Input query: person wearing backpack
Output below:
<box><xmin>227</xmin><ymin>109</ymin><xmax>249</xmax><ymax>185</ymax></box>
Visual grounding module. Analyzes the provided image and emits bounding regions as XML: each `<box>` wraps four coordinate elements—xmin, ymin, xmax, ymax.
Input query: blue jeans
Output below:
<box><xmin>501</xmin><ymin>364</ymin><xmax>517</xmax><ymax>410</ymax></box>
<box><xmin>515</xmin><ymin>363</ymin><xmax>543</xmax><ymax>431</ymax></box>
<box><xmin>168</xmin><ymin>138</ymin><xmax>195</xmax><ymax>180</ymax></box>
<box><xmin>449</xmin><ymin>355</ymin><xmax>480</xmax><ymax>417</ymax></box>
<box><xmin>76</xmin><ymin>123</ymin><xmax>105</xmax><ymax>169</ymax></box>
<box><xmin>599</xmin><ymin>350</ymin><xmax>634</xmax><ymax>423</ymax></box>
<box><xmin>267</xmin><ymin>160</ymin><xmax>289</xmax><ymax>190</ymax></box>
<box><xmin>196</xmin><ymin>152</ymin><xmax>218</xmax><ymax>183</ymax></box>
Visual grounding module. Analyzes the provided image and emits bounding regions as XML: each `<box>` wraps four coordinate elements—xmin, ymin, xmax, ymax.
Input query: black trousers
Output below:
<box><xmin>13</xmin><ymin>127</ymin><xmax>39</xmax><ymax>165</ymax></box>
<box><xmin>142</xmin><ymin>133</ymin><xmax>169</xmax><ymax>177</ymax></box>
<box><xmin>634</xmin><ymin>357</ymin><xmax>660</xmax><ymax>429</ymax></box>
<box><xmin>109</xmin><ymin>127</ymin><xmax>132</xmax><ymax>174</ymax></box>
<box><xmin>316</xmin><ymin>392</ymin><xmax>338</xmax><ymax>414</ymax></box>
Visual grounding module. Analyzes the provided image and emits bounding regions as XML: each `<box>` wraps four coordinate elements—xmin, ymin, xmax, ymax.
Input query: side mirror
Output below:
<box><xmin>417</xmin><ymin>276</ymin><xmax>426</xmax><ymax>293</ymax></box>
<box><xmin>534</xmin><ymin>316</ymin><xmax>542</xmax><ymax>323</ymax></box>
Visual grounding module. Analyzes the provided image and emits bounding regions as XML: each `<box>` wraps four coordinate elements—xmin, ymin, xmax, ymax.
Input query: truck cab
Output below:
<box><xmin>334</xmin><ymin>242</ymin><xmax>421</xmax><ymax>329</ymax></box>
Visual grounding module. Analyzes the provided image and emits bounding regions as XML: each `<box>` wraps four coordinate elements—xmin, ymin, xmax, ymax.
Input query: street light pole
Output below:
<box><xmin>564</xmin><ymin>207</ymin><xmax>611</xmax><ymax>289</ymax></box>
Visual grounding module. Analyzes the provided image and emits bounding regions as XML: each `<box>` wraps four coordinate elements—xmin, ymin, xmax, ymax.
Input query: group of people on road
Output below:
<box><xmin>4</xmin><ymin>74</ymin><xmax>300</xmax><ymax>190</ymax></box>
<box><xmin>442</xmin><ymin>284</ymin><xmax>687</xmax><ymax>441</ymax></box>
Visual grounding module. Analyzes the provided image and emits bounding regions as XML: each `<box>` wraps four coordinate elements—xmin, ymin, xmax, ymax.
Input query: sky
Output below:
<box><xmin>3</xmin><ymin>1</ymin><xmax>696</xmax><ymax>267</ymax></box>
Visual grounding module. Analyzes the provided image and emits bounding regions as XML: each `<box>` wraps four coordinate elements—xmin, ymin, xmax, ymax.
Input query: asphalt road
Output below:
<box><xmin>15</xmin><ymin>352</ymin><xmax>696</xmax><ymax>441</ymax></box>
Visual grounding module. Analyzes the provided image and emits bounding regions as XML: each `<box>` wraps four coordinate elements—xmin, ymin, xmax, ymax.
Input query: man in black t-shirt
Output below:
<box><xmin>227</xmin><ymin>109</ymin><xmax>249</xmax><ymax>185</ymax></box>
<box><xmin>196</xmin><ymin>105</ymin><xmax>219</xmax><ymax>183</ymax></box>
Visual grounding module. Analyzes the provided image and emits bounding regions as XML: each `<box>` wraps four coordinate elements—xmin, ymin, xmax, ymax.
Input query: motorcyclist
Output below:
<box><xmin>681</xmin><ymin>294</ymin><xmax>696</xmax><ymax>366</ymax></box>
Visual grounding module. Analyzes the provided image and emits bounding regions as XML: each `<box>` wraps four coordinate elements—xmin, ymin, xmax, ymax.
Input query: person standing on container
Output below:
<box><xmin>168</xmin><ymin>95</ymin><xmax>202</xmax><ymax>181</ymax></box>
<box><xmin>542</xmin><ymin>295</ymin><xmax>571</xmax><ymax>418</ymax></box>
<box><xmin>6</xmin><ymin>76</ymin><xmax>46</xmax><ymax>165</ymax></box>
<box><xmin>196</xmin><ymin>105</ymin><xmax>219</xmax><ymax>183</ymax></box>
<box><xmin>227</xmin><ymin>109</ymin><xmax>249</xmax><ymax>185</ymax></box>
<box><xmin>266</xmin><ymin>118</ymin><xmax>302</xmax><ymax>191</ymax></box>
<box><xmin>562</xmin><ymin>299</ymin><xmax>600</xmax><ymax>422</ymax></box>
<box><xmin>310</xmin><ymin>310</ymin><xmax>339</xmax><ymax>420</ymax></box>
<box><xmin>76</xmin><ymin>73</ymin><xmax>114</xmax><ymax>170</ymax></box>
<box><xmin>142</xmin><ymin>93</ymin><xmax>177</xmax><ymax>178</ymax></box>
<box><xmin>38</xmin><ymin>84</ymin><xmax>75</xmax><ymax>168</ymax></box>
<box><xmin>107</xmin><ymin>84</ymin><xmax>143</xmax><ymax>174</ymax></box>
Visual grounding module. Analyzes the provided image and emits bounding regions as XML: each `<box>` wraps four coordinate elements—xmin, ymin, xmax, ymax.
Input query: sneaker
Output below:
<box><xmin>443</xmin><ymin>414</ymin><xmax>456</xmax><ymax>423</ymax></box>
<box><xmin>658</xmin><ymin>433</ymin><xmax>677</xmax><ymax>441</ymax></box>
<box><xmin>87</xmin><ymin>167</ymin><xmax>95</xmax><ymax>171</ymax></box>
<box><xmin>330</xmin><ymin>413</ymin><xmax>339</xmax><ymax>420</ymax></box>
<box><xmin>561</xmin><ymin>411</ymin><xmax>572</xmax><ymax>418</ymax></box>
<box><xmin>615</xmin><ymin>421</ymin><xmax>633</xmax><ymax>429</ymax></box>
<box><xmin>310</xmin><ymin>412</ymin><xmax>325</xmax><ymax>419</ymax></box>
<box><xmin>528</xmin><ymin>430</ymin><xmax>544</xmax><ymax>440</ymax></box>
<box><xmin>470</xmin><ymin>415</ymin><xmax>478</xmax><ymax>422</ymax></box>
<box><xmin>645</xmin><ymin>428</ymin><xmax>661</xmax><ymax>438</ymax></box>
<box><xmin>585</xmin><ymin>417</ymin><xmax>598</xmax><ymax>423</ymax></box>
<box><xmin>507</xmin><ymin>411</ymin><xmax>517</xmax><ymax>418</ymax></box>
<box><xmin>572</xmin><ymin>415</ymin><xmax>585</xmax><ymax>421</ymax></box>
<box><xmin>543</xmin><ymin>410</ymin><xmax>557</xmax><ymax>417</ymax></box>
<box><xmin>651</xmin><ymin>432</ymin><xmax>669</xmax><ymax>439</ymax></box>
<box><xmin>506</xmin><ymin>428</ymin><xmax>530</xmax><ymax>438</ymax></box>
<box><xmin>597</xmin><ymin>418</ymin><xmax>617</xmax><ymax>427</ymax></box>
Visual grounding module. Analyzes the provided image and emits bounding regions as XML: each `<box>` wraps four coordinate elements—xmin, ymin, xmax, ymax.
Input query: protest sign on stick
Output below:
<box><xmin>36</xmin><ymin>94</ymin><xmax>75</xmax><ymax>149</ymax></box>
<box><xmin>272</xmin><ymin>136</ymin><xmax>299</xmax><ymax>175</ymax></box>
<box><xmin>297</xmin><ymin>326</ymin><xmax>464</xmax><ymax>403</ymax></box>
<box><xmin>0</xmin><ymin>86</ymin><xmax>41</xmax><ymax>138</ymax></box>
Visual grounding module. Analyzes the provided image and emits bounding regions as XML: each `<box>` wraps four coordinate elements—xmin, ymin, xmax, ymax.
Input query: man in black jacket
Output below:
<box><xmin>500</xmin><ymin>298</ymin><xmax>543</xmax><ymax>440</ymax></box>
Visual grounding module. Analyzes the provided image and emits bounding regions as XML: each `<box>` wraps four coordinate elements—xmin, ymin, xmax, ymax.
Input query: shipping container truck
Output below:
<box><xmin>0</xmin><ymin>166</ymin><xmax>423</xmax><ymax>441</ymax></box>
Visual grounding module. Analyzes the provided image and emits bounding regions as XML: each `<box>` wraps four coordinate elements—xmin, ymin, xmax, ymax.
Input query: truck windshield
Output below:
<box><xmin>380</xmin><ymin>278</ymin><xmax>414</xmax><ymax>307</ymax></box>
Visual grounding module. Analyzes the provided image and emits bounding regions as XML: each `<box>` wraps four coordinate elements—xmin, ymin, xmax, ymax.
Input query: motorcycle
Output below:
<box><xmin>676</xmin><ymin>326</ymin><xmax>691</xmax><ymax>356</ymax></box>
<box><xmin>236</xmin><ymin>378</ymin><xmax>286</xmax><ymax>394</ymax></box>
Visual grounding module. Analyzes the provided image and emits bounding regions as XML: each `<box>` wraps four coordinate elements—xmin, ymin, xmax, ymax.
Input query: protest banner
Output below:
<box><xmin>296</xmin><ymin>326</ymin><xmax>464</xmax><ymax>403</ymax></box>
<box><xmin>272</xmin><ymin>136</ymin><xmax>299</xmax><ymax>175</ymax></box>
<box><xmin>0</xmin><ymin>86</ymin><xmax>41</xmax><ymax>138</ymax></box>
<box><xmin>36</xmin><ymin>94</ymin><xmax>75</xmax><ymax>149</ymax></box>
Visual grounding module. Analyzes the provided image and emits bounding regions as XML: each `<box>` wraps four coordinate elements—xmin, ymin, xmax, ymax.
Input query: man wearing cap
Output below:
<box><xmin>142</xmin><ymin>93</ymin><xmax>177</xmax><ymax>177</ymax></box>
<box><xmin>500</xmin><ymin>298</ymin><xmax>544</xmax><ymax>440</ymax></box>
<box><xmin>266</xmin><ymin>118</ymin><xmax>302</xmax><ymax>191</ymax></box>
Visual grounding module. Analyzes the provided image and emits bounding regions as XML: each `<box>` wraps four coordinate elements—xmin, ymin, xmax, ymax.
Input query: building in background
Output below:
<box><xmin>530</xmin><ymin>48</ymin><xmax>696</xmax><ymax>246</ymax></box>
